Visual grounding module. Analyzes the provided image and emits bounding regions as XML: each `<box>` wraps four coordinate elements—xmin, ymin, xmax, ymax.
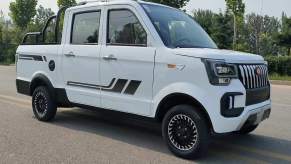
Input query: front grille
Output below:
<box><xmin>238</xmin><ymin>64</ymin><xmax>269</xmax><ymax>89</ymax></box>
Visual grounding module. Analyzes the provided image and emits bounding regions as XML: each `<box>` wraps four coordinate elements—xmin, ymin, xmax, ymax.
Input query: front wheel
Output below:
<box><xmin>162</xmin><ymin>105</ymin><xmax>210</xmax><ymax>159</ymax></box>
<box><xmin>32</xmin><ymin>86</ymin><xmax>57</xmax><ymax>122</ymax></box>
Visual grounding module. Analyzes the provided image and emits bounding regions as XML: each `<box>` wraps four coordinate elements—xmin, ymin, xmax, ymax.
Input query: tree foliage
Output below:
<box><xmin>277</xmin><ymin>13</ymin><xmax>291</xmax><ymax>55</ymax></box>
<box><xmin>57</xmin><ymin>0</ymin><xmax>77</xmax><ymax>8</ymax></box>
<box><xmin>193</xmin><ymin>10</ymin><xmax>233</xmax><ymax>49</ymax></box>
<box><xmin>225</xmin><ymin>0</ymin><xmax>245</xmax><ymax>50</ymax></box>
<box><xmin>244</xmin><ymin>14</ymin><xmax>280</xmax><ymax>55</ymax></box>
<box><xmin>147</xmin><ymin>0</ymin><xmax>190</xmax><ymax>9</ymax></box>
<box><xmin>212</xmin><ymin>13</ymin><xmax>234</xmax><ymax>49</ymax></box>
<box><xmin>9</xmin><ymin>0</ymin><xmax>38</xmax><ymax>30</ymax></box>
<box><xmin>35</xmin><ymin>5</ymin><xmax>55</xmax><ymax>28</ymax></box>
<box><xmin>193</xmin><ymin>10</ymin><xmax>215</xmax><ymax>34</ymax></box>
<box><xmin>225</xmin><ymin>0</ymin><xmax>245</xmax><ymax>19</ymax></box>
<box><xmin>0</xmin><ymin>11</ymin><xmax>4</xmax><ymax>44</ymax></box>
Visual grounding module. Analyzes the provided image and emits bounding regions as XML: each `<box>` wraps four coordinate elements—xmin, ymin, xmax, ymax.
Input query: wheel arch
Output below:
<box><xmin>30</xmin><ymin>74</ymin><xmax>55</xmax><ymax>96</ymax></box>
<box><xmin>155</xmin><ymin>93</ymin><xmax>213</xmax><ymax>132</ymax></box>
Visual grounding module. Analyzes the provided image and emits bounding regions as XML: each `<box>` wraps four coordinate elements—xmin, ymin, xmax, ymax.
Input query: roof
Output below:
<box><xmin>67</xmin><ymin>0</ymin><xmax>170</xmax><ymax>11</ymax></box>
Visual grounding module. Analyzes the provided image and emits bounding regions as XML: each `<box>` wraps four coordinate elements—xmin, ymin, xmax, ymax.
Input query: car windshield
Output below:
<box><xmin>142</xmin><ymin>4</ymin><xmax>217</xmax><ymax>49</ymax></box>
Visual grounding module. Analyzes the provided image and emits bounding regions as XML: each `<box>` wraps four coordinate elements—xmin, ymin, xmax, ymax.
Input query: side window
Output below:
<box><xmin>71</xmin><ymin>11</ymin><xmax>101</xmax><ymax>45</ymax></box>
<box><xmin>43</xmin><ymin>18</ymin><xmax>56</xmax><ymax>44</ymax></box>
<box><xmin>107</xmin><ymin>9</ymin><xmax>147</xmax><ymax>46</ymax></box>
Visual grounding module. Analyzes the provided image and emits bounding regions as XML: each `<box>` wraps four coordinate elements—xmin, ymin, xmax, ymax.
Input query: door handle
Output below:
<box><xmin>103</xmin><ymin>54</ymin><xmax>117</xmax><ymax>61</ymax></box>
<box><xmin>64</xmin><ymin>52</ymin><xmax>76</xmax><ymax>57</ymax></box>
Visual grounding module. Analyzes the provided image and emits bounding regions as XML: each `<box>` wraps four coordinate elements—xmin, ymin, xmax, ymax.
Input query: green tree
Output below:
<box><xmin>211</xmin><ymin>12</ymin><xmax>233</xmax><ymax>49</ymax></box>
<box><xmin>147</xmin><ymin>0</ymin><xmax>190</xmax><ymax>9</ymax></box>
<box><xmin>277</xmin><ymin>14</ymin><xmax>291</xmax><ymax>56</ymax></box>
<box><xmin>193</xmin><ymin>9</ymin><xmax>215</xmax><ymax>34</ymax></box>
<box><xmin>0</xmin><ymin>11</ymin><xmax>4</xmax><ymax>43</ymax></box>
<box><xmin>35</xmin><ymin>5</ymin><xmax>55</xmax><ymax>29</ymax></box>
<box><xmin>9</xmin><ymin>0</ymin><xmax>38</xmax><ymax>30</ymax></box>
<box><xmin>244</xmin><ymin>14</ymin><xmax>263</xmax><ymax>54</ymax></box>
<box><xmin>225</xmin><ymin>0</ymin><xmax>245</xmax><ymax>50</ymax></box>
<box><xmin>0</xmin><ymin>11</ymin><xmax>4</xmax><ymax>62</ymax></box>
<box><xmin>193</xmin><ymin>10</ymin><xmax>233</xmax><ymax>49</ymax></box>
<box><xmin>57</xmin><ymin>0</ymin><xmax>77</xmax><ymax>8</ymax></box>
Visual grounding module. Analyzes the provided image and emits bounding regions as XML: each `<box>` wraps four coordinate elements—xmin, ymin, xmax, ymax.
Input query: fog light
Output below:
<box><xmin>221</xmin><ymin>92</ymin><xmax>244</xmax><ymax>117</ymax></box>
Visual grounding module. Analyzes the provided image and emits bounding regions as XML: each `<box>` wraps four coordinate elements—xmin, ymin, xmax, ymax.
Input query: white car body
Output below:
<box><xmin>16</xmin><ymin>0</ymin><xmax>271</xmax><ymax>134</ymax></box>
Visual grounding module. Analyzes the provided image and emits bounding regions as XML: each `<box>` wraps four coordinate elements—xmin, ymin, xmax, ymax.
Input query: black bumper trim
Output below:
<box><xmin>221</xmin><ymin>92</ymin><xmax>244</xmax><ymax>118</ymax></box>
<box><xmin>246</xmin><ymin>86</ymin><xmax>270</xmax><ymax>106</ymax></box>
<box><xmin>16</xmin><ymin>79</ymin><xmax>31</xmax><ymax>96</ymax></box>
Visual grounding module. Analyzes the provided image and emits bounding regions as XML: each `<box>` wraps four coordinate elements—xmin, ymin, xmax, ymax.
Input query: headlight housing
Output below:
<box><xmin>203</xmin><ymin>59</ymin><xmax>238</xmax><ymax>85</ymax></box>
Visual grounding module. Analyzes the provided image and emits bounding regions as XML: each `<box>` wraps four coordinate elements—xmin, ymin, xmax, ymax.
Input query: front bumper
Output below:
<box><xmin>203</xmin><ymin>79</ymin><xmax>272</xmax><ymax>133</ymax></box>
<box><xmin>211</xmin><ymin>98</ymin><xmax>271</xmax><ymax>134</ymax></box>
<box><xmin>236</xmin><ymin>102</ymin><xmax>271</xmax><ymax>131</ymax></box>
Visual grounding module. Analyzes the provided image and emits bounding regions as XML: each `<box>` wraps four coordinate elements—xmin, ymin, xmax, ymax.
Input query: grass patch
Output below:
<box><xmin>269</xmin><ymin>74</ymin><xmax>291</xmax><ymax>81</ymax></box>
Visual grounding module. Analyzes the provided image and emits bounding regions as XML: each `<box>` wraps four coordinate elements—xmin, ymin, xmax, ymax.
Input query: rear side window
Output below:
<box><xmin>71</xmin><ymin>11</ymin><xmax>101</xmax><ymax>44</ymax></box>
<box><xmin>107</xmin><ymin>9</ymin><xmax>147</xmax><ymax>46</ymax></box>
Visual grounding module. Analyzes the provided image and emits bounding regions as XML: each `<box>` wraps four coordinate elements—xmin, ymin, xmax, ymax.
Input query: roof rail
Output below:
<box><xmin>77</xmin><ymin>0</ymin><xmax>138</xmax><ymax>6</ymax></box>
<box><xmin>77</xmin><ymin>0</ymin><xmax>106</xmax><ymax>5</ymax></box>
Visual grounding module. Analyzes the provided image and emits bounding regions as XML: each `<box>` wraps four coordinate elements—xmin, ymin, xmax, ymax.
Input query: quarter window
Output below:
<box><xmin>107</xmin><ymin>9</ymin><xmax>147</xmax><ymax>46</ymax></box>
<box><xmin>71</xmin><ymin>11</ymin><xmax>101</xmax><ymax>44</ymax></box>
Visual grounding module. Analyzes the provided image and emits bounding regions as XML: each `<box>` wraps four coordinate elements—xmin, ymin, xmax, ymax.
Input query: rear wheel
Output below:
<box><xmin>162</xmin><ymin>105</ymin><xmax>210</xmax><ymax>159</ymax></box>
<box><xmin>32</xmin><ymin>86</ymin><xmax>57</xmax><ymax>122</ymax></box>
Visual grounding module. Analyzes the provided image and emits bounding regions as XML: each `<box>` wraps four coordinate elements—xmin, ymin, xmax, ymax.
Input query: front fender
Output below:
<box><xmin>152</xmin><ymin>80</ymin><xmax>248</xmax><ymax>133</ymax></box>
<box><xmin>152</xmin><ymin>82</ymin><xmax>209</xmax><ymax>117</ymax></box>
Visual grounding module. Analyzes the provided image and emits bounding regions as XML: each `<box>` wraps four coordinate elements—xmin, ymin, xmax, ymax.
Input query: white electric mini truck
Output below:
<box><xmin>16</xmin><ymin>0</ymin><xmax>271</xmax><ymax>159</ymax></box>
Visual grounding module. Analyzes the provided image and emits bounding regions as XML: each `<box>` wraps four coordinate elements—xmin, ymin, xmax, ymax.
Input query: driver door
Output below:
<box><xmin>99</xmin><ymin>6</ymin><xmax>156</xmax><ymax>116</ymax></box>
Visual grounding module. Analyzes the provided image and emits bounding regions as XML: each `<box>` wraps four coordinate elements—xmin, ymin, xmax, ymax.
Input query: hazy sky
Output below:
<box><xmin>1</xmin><ymin>0</ymin><xmax>291</xmax><ymax>19</ymax></box>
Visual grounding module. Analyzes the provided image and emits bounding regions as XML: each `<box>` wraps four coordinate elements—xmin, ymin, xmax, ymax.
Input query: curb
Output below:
<box><xmin>270</xmin><ymin>80</ymin><xmax>291</xmax><ymax>86</ymax></box>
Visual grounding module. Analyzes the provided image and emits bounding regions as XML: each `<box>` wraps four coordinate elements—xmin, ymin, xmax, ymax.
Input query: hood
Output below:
<box><xmin>171</xmin><ymin>48</ymin><xmax>265</xmax><ymax>64</ymax></box>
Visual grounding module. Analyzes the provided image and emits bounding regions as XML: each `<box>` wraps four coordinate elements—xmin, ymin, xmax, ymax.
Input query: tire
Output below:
<box><xmin>237</xmin><ymin>124</ymin><xmax>259</xmax><ymax>135</ymax></box>
<box><xmin>162</xmin><ymin>105</ymin><xmax>210</xmax><ymax>159</ymax></box>
<box><xmin>32</xmin><ymin>86</ymin><xmax>57</xmax><ymax>122</ymax></box>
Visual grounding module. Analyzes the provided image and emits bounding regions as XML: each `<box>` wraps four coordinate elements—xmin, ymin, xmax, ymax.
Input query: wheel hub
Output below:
<box><xmin>168</xmin><ymin>114</ymin><xmax>198</xmax><ymax>151</ymax></box>
<box><xmin>33</xmin><ymin>92</ymin><xmax>48</xmax><ymax>117</ymax></box>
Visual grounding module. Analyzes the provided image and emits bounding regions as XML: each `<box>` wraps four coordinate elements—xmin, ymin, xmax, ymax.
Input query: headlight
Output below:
<box><xmin>202</xmin><ymin>59</ymin><xmax>238</xmax><ymax>85</ymax></box>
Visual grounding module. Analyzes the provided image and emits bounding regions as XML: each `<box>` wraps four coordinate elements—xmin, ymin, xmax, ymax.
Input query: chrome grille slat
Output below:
<box><xmin>250</xmin><ymin>65</ymin><xmax>256</xmax><ymax>88</ymax></box>
<box><xmin>259</xmin><ymin>65</ymin><xmax>263</xmax><ymax>87</ymax></box>
<box><xmin>247</xmin><ymin>65</ymin><xmax>253</xmax><ymax>89</ymax></box>
<box><xmin>264</xmin><ymin>66</ymin><xmax>268</xmax><ymax>86</ymax></box>
<box><xmin>261</xmin><ymin>65</ymin><xmax>266</xmax><ymax>86</ymax></box>
<box><xmin>239</xmin><ymin>66</ymin><xmax>246</xmax><ymax>86</ymax></box>
<box><xmin>238</xmin><ymin>64</ymin><xmax>269</xmax><ymax>89</ymax></box>
<box><xmin>243</xmin><ymin>65</ymin><xmax>249</xmax><ymax>88</ymax></box>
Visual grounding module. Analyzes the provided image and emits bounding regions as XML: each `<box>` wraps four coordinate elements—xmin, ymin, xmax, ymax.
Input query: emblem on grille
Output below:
<box><xmin>255</xmin><ymin>67</ymin><xmax>262</xmax><ymax>76</ymax></box>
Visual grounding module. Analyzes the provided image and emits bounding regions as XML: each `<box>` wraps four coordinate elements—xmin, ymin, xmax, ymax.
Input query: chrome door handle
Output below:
<box><xmin>64</xmin><ymin>52</ymin><xmax>76</xmax><ymax>57</ymax></box>
<box><xmin>103</xmin><ymin>54</ymin><xmax>117</xmax><ymax>61</ymax></box>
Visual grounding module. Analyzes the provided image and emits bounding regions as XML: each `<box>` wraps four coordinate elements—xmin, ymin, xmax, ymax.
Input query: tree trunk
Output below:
<box><xmin>288</xmin><ymin>47</ymin><xmax>291</xmax><ymax>56</ymax></box>
<box><xmin>233</xmin><ymin>15</ymin><xmax>237</xmax><ymax>50</ymax></box>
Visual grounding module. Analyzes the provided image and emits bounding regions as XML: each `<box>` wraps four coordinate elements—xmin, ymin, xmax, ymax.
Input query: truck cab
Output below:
<box><xmin>16</xmin><ymin>0</ymin><xmax>271</xmax><ymax>159</ymax></box>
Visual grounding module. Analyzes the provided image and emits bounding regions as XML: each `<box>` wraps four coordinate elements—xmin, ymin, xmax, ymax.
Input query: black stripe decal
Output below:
<box><xmin>67</xmin><ymin>78</ymin><xmax>141</xmax><ymax>95</ymax></box>
<box><xmin>19</xmin><ymin>54</ymin><xmax>43</xmax><ymax>61</ymax></box>
<box><xmin>124</xmin><ymin>80</ymin><xmax>141</xmax><ymax>95</ymax></box>
<box><xmin>67</xmin><ymin>78</ymin><xmax>116</xmax><ymax>89</ymax></box>
<box><xmin>102</xmin><ymin>79</ymin><xmax>128</xmax><ymax>93</ymax></box>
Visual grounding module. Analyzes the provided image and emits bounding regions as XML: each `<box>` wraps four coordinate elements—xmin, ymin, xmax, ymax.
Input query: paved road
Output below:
<box><xmin>1</xmin><ymin>66</ymin><xmax>291</xmax><ymax>164</ymax></box>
